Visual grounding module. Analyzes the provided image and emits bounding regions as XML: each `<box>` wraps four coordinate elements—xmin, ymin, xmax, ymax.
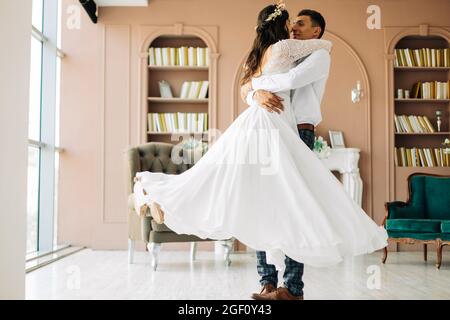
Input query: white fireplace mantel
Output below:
<box><xmin>320</xmin><ymin>147</ymin><xmax>363</xmax><ymax>207</ymax></box>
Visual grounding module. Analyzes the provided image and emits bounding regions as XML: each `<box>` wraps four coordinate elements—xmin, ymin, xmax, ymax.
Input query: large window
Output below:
<box><xmin>28</xmin><ymin>0</ymin><xmax>64</xmax><ymax>255</ymax></box>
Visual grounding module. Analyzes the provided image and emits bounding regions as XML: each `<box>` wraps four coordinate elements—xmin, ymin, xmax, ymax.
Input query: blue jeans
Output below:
<box><xmin>255</xmin><ymin>128</ymin><xmax>314</xmax><ymax>297</ymax></box>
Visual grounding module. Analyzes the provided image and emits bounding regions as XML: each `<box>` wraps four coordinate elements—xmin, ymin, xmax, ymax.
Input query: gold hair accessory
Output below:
<box><xmin>265</xmin><ymin>1</ymin><xmax>286</xmax><ymax>22</ymax></box>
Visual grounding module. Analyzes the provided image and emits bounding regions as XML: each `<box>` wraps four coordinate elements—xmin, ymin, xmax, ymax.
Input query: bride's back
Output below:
<box><xmin>261</xmin><ymin>39</ymin><xmax>318</xmax><ymax>75</ymax></box>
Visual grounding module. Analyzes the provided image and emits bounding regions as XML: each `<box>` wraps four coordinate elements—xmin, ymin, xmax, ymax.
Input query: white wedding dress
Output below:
<box><xmin>134</xmin><ymin>39</ymin><xmax>388</xmax><ymax>269</ymax></box>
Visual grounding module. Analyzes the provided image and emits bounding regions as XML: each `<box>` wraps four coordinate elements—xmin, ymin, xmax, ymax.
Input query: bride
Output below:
<box><xmin>133</xmin><ymin>3</ymin><xmax>388</xmax><ymax>269</ymax></box>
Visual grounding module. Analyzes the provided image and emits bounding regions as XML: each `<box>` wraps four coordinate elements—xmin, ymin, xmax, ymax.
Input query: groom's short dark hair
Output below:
<box><xmin>298</xmin><ymin>9</ymin><xmax>326</xmax><ymax>38</ymax></box>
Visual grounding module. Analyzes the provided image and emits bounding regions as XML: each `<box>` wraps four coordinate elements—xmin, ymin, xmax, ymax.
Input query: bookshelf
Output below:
<box><xmin>385</xmin><ymin>25</ymin><xmax>450</xmax><ymax>200</ymax></box>
<box><xmin>147</xmin><ymin>35</ymin><xmax>209</xmax><ymax>144</ymax></box>
<box><xmin>138</xmin><ymin>24</ymin><xmax>219</xmax><ymax>146</ymax></box>
<box><xmin>137</xmin><ymin>25</ymin><xmax>244</xmax><ymax>252</ymax></box>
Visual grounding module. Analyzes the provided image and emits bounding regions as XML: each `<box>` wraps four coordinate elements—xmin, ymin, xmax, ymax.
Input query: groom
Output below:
<box><xmin>241</xmin><ymin>9</ymin><xmax>330</xmax><ymax>300</ymax></box>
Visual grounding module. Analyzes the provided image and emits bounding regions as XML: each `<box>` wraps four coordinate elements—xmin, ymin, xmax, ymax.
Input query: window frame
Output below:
<box><xmin>28</xmin><ymin>0</ymin><xmax>66</xmax><ymax>255</ymax></box>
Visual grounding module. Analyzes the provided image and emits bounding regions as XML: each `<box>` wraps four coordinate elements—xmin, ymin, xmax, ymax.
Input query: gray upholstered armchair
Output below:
<box><xmin>124</xmin><ymin>142</ymin><xmax>234</xmax><ymax>270</ymax></box>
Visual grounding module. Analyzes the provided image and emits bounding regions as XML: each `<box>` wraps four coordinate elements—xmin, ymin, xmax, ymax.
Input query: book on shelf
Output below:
<box><xmin>411</xmin><ymin>81</ymin><xmax>421</xmax><ymax>98</ymax></box>
<box><xmin>394</xmin><ymin>48</ymin><xmax>450</xmax><ymax>67</ymax></box>
<box><xmin>148</xmin><ymin>47</ymin><xmax>155</xmax><ymax>66</ymax></box>
<box><xmin>405</xmin><ymin>80</ymin><xmax>450</xmax><ymax>99</ymax></box>
<box><xmin>154</xmin><ymin>47</ymin><xmax>162</xmax><ymax>66</ymax></box>
<box><xmin>158</xmin><ymin>80</ymin><xmax>174</xmax><ymax>98</ymax></box>
<box><xmin>180</xmin><ymin>81</ymin><xmax>191</xmax><ymax>99</ymax></box>
<box><xmin>196</xmin><ymin>47</ymin><xmax>209</xmax><ymax>67</ymax></box>
<box><xmin>395</xmin><ymin>147</ymin><xmax>449</xmax><ymax>167</ymax></box>
<box><xmin>148</xmin><ymin>112</ymin><xmax>208</xmax><ymax>133</ymax></box>
<box><xmin>148</xmin><ymin>46</ymin><xmax>209</xmax><ymax>67</ymax></box>
<box><xmin>188</xmin><ymin>47</ymin><xmax>197</xmax><ymax>67</ymax></box>
<box><xmin>179</xmin><ymin>81</ymin><xmax>209</xmax><ymax>99</ymax></box>
<box><xmin>198</xmin><ymin>81</ymin><xmax>209</xmax><ymax>99</ymax></box>
<box><xmin>170</xmin><ymin>47</ymin><xmax>177</xmax><ymax>66</ymax></box>
<box><xmin>148</xmin><ymin>113</ymin><xmax>160</xmax><ymax>132</ymax></box>
<box><xmin>178</xmin><ymin>46</ymin><xmax>188</xmax><ymax>66</ymax></box>
<box><xmin>161</xmin><ymin>48</ymin><xmax>170</xmax><ymax>66</ymax></box>
<box><xmin>394</xmin><ymin>114</ymin><xmax>435</xmax><ymax>133</ymax></box>
<box><xmin>188</xmin><ymin>81</ymin><xmax>201</xmax><ymax>99</ymax></box>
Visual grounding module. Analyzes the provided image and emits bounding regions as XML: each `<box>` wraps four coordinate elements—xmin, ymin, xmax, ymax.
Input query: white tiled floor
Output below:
<box><xmin>26</xmin><ymin>249</ymin><xmax>450</xmax><ymax>300</ymax></box>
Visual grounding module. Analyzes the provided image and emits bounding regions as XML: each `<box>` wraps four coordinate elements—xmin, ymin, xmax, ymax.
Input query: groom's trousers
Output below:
<box><xmin>255</xmin><ymin>127</ymin><xmax>315</xmax><ymax>297</ymax></box>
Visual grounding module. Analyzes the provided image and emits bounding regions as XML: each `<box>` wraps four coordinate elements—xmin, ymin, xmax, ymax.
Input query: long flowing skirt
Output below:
<box><xmin>134</xmin><ymin>103</ymin><xmax>388</xmax><ymax>269</ymax></box>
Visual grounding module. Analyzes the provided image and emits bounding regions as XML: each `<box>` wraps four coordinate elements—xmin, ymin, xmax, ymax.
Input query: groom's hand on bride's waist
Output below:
<box><xmin>254</xmin><ymin>90</ymin><xmax>284</xmax><ymax>114</ymax></box>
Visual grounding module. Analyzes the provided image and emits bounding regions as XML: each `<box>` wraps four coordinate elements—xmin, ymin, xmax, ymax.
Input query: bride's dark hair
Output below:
<box><xmin>240</xmin><ymin>4</ymin><xmax>290</xmax><ymax>85</ymax></box>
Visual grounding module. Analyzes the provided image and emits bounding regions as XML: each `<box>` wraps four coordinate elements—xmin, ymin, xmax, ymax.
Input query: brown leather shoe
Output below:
<box><xmin>253</xmin><ymin>287</ymin><xmax>304</xmax><ymax>300</ymax></box>
<box><xmin>251</xmin><ymin>283</ymin><xmax>277</xmax><ymax>300</ymax></box>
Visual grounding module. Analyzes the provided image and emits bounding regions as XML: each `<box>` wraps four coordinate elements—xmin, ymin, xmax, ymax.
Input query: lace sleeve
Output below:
<box><xmin>270</xmin><ymin>39</ymin><xmax>332</xmax><ymax>68</ymax></box>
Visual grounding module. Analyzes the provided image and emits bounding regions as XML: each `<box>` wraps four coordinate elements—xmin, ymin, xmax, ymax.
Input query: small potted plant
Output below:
<box><xmin>313</xmin><ymin>136</ymin><xmax>331</xmax><ymax>159</ymax></box>
<box><xmin>182</xmin><ymin>138</ymin><xmax>207</xmax><ymax>164</ymax></box>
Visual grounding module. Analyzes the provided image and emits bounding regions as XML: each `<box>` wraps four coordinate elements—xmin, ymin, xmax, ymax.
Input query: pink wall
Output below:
<box><xmin>58</xmin><ymin>0</ymin><xmax>450</xmax><ymax>250</ymax></box>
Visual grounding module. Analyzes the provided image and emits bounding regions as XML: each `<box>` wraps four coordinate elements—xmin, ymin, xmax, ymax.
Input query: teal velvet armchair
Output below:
<box><xmin>381</xmin><ymin>173</ymin><xmax>450</xmax><ymax>269</ymax></box>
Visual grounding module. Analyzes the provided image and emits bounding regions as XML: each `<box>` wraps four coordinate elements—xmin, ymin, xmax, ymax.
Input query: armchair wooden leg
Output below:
<box><xmin>436</xmin><ymin>239</ymin><xmax>443</xmax><ymax>269</ymax></box>
<box><xmin>128</xmin><ymin>239</ymin><xmax>135</xmax><ymax>264</ymax></box>
<box><xmin>190</xmin><ymin>242</ymin><xmax>197</xmax><ymax>262</ymax></box>
<box><xmin>423</xmin><ymin>244</ymin><xmax>427</xmax><ymax>262</ymax></box>
<box><xmin>382</xmin><ymin>246</ymin><xmax>388</xmax><ymax>264</ymax></box>
<box><xmin>148</xmin><ymin>242</ymin><xmax>162</xmax><ymax>271</ymax></box>
<box><xmin>222</xmin><ymin>239</ymin><xmax>234</xmax><ymax>267</ymax></box>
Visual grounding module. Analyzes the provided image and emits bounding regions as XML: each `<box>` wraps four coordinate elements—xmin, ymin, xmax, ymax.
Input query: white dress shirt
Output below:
<box><xmin>246</xmin><ymin>48</ymin><xmax>330</xmax><ymax>127</ymax></box>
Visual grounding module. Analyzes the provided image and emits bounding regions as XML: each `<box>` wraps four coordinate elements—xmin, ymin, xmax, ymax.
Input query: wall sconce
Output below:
<box><xmin>351</xmin><ymin>80</ymin><xmax>363</xmax><ymax>103</ymax></box>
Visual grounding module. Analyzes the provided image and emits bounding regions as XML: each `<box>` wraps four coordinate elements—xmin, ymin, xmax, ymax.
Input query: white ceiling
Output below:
<box><xmin>95</xmin><ymin>0</ymin><xmax>149</xmax><ymax>6</ymax></box>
